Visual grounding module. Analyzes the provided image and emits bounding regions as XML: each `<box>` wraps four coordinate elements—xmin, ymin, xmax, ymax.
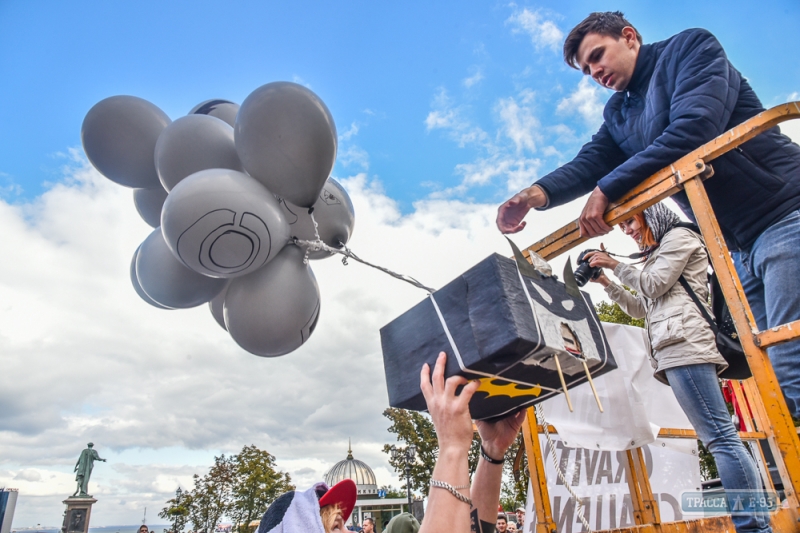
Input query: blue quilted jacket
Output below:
<box><xmin>536</xmin><ymin>28</ymin><xmax>800</xmax><ymax>250</ymax></box>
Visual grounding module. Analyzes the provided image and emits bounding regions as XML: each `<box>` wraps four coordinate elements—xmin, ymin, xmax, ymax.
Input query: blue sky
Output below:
<box><xmin>1</xmin><ymin>0</ymin><xmax>799</xmax><ymax>527</ymax></box>
<box><xmin>1</xmin><ymin>0</ymin><xmax>798</xmax><ymax>209</ymax></box>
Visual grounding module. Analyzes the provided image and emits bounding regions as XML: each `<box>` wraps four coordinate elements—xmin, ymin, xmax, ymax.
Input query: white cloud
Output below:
<box><xmin>452</xmin><ymin>156</ymin><xmax>542</xmax><ymax>194</ymax></box>
<box><xmin>338</xmin><ymin>145</ymin><xmax>370</xmax><ymax>170</ymax></box>
<box><xmin>497</xmin><ymin>89</ymin><xmax>541</xmax><ymax>154</ymax></box>
<box><xmin>425</xmin><ymin>86</ymin><xmax>561</xmax><ymax>194</ymax></box>
<box><xmin>556</xmin><ymin>77</ymin><xmax>609</xmax><ymax>130</ymax></box>
<box><xmin>463</xmin><ymin>69</ymin><xmax>484</xmax><ymax>88</ymax></box>
<box><xmin>506</xmin><ymin>8</ymin><xmax>563</xmax><ymax>52</ymax></box>
<box><xmin>339</xmin><ymin>121</ymin><xmax>359</xmax><ymax>142</ymax></box>
<box><xmin>14</xmin><ymin>469</ymin><xmax>43</xmax><ymax>482</ymax></box>
<box><xmin>781</xmin><ymin>115</ymin><xmax>800</xmax><ymax>145</ymax></box>
<box><xmin>291</xmin><ymin>75</ymin><xmax>312</xmax><ymax>88</ymax></box>
<box><xmin>424</xmin><ymin>88</ymin><xmax>490</xmax><ymax>148</ymax></box>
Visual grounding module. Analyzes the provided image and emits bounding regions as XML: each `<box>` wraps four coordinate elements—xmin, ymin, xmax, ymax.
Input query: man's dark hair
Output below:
<box><xmin>563</xmin><ymin>11</ymin><xmax>642</xmax><ymax>69</ymax></box>
<box><xmin>497</xmin><ymin>515</ymin><xmax>507</xmax><ymax>523</ymax></box>
<box><xmin>363</xmin><ymin>517</ymin><xmax>374</xmax><ymax>526</ymax></box>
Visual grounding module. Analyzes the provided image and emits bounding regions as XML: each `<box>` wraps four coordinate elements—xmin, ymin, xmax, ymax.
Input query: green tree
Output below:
<box><xmin>595</xmin><ymin>298</ymin><xmax>644</xmax><ymax>328</ymax></box>
<box><xmin>382</xmin><ymin>408</ymin><xmax>483</xmax><ymax>497</ymax></box>
<box><xmin>159</xmin><ymin>487</ymin><xmax>191</xmax><ymax>533</ymax></box>
<box><xmin>229</xmin><ymin>445</ymin><xmax>295</xmax><ymax>533</ymax></box>
<box><xmin>383</xmin><ymin>407</ymin><xmax>438</xmax><ymax>496</ymax></box>
<box><xmin>499</xmin><ymin>434</ymin><xmax>529</xmax><ymax>512</ymax></box>
<box><xmin>379</xmin><ymin>485</ymin><xmax>405</xmax><ymax>499</ymax></box>
<box><xmin>187</xmin><ymin>455</ymin><xmax>234</xmax><ymax>533</ymax></box>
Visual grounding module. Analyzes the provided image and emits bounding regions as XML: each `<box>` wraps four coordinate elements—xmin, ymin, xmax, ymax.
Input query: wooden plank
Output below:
<box><xmin>538</xmin><ymin>425</ymin><xmax>767</xmax><ymax>439</ymax></box>
<box><xmin>624</xmin><ymin>449</ymin><xmax>648</xmax><ymax>526</ymax></box>
<box><xmin>522</xmin><ymin>408</ymin><xmax>557</xmax><ymax>533</ymax></box>
<box><xmin>756</xmin><ymin>319</ymin><xmax>800</xmax><ymax>348</ymax></box>
<box><xmin>633</xmin><ymin>447</ymin><xmax>661</xmax><ymax>525</ymax></box>
<box><xmin>730</xmin><ymin>380</ymin><xmax>756</xmax><ymax>433</ymax></box>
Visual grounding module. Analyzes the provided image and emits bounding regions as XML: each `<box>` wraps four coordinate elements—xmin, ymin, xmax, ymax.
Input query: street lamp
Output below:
<box><xmin>391</xmin><ymin>445</ymin><xmax>417</xmax><ymax>512</ymax></box>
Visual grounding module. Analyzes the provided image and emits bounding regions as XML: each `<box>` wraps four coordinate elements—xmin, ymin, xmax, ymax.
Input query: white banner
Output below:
<box><xmin>542</xmin><ymin>323</ymin><xmax>693</xmax><ymax>451</ymax></box>
<box><xmin>522</xmin><ymin>323</ymin><xmax>704</xmax><ymax>532</ymax></box>
<box><xmin>525</xmin><ymin>436</ymin><xmax>702</xmax><ymax>533</ymax></box>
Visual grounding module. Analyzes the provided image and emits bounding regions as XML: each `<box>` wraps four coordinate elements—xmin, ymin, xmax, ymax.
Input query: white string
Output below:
<box><xmin>536</xmin><ymin>403</ymin><xmax>592</xmax><ymax>532</ymax></box>
<box><xmin>293</xmin><ymin>237</ymin><xmax>435</xmax><ymax>293</ymax></box>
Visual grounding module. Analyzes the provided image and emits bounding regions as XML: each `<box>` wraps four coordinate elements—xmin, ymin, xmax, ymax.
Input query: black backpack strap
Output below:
<box><xmin>677</xmin><ymin>275</ymin><xmax>719</xmax><ymax>335</ymax></box>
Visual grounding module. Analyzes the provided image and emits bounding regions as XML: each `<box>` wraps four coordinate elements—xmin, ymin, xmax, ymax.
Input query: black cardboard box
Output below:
<box><xmin>380</xmin><ymin>253</ymin><xmax>616</xmax><ymax>420</ymax></box>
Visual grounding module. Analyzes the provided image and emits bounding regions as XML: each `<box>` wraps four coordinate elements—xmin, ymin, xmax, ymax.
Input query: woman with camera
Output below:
<box><xmin>584</xmin><ymin>203</ymin><xmax>770</xmax><ymax>533</ymax></box>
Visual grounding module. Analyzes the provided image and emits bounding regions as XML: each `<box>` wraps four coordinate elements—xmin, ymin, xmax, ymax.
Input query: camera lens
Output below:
<box><xmin>574</xmin><ymin>263</ymin><xmax>592</xmax><ymax>287</ymax></box>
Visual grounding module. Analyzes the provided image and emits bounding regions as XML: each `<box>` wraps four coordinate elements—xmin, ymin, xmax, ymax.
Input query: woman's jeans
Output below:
<box><xmin>731</xmin><ymin>208</ymin><xmax>800</xmax><ymax>417</ymax></box>
<box><xmin>665</xmin><ymin>364</ymin><xmax>771</xmax><ymax>533</ymax></box>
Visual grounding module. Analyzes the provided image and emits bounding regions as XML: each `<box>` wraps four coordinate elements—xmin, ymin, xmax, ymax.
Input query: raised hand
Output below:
<box><xmin>420</xmin><ymin>352</ymin><xmax>480</xmax><ymax>454</ymax></box>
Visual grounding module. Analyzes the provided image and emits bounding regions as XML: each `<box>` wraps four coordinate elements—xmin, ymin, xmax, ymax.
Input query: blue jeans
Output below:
<box><xmin>665</xmin><ymin>364</ymin><xmax>771</xmax><ymax>533</ymax></box>
<box><xmin>731</xmin><ymin>208</ymin><xmax>800</xmax><ymax>417</ymax></box>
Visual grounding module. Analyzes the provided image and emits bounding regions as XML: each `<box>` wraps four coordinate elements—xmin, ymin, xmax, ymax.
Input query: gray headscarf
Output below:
<box><xmin>642</xmin><ymin>203</ymin><xmax>682</xmax><ymax>250</ymax></box>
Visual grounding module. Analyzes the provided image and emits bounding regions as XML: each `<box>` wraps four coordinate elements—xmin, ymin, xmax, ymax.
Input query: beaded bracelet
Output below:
<box><xmin>430</xmin><ymin>479</ymin><xmax>472</xmax><ymax>506</ymax></box>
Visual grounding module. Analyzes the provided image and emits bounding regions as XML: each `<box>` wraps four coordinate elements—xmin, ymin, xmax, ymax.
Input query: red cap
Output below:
<box><xmin>318</xmin><ymin>479</ymin><xmax>357</xmax><ymax>522</ymax></box>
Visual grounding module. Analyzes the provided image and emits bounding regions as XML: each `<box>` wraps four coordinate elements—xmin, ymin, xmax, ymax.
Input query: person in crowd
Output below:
<box><xmin>138</xmin><ymin>526</ymin><xmax>148</xmax><ymax>533</ymax></box>
<box><xmin>496</xmin><ymin>514</ymin><xmax>508</xmax><ymax>533</ymax></box>
<box><xmin>385</xmin><ymin>513</ymin><xmax>420</xmax><ymax>533</ymax></box>
<box><xmin>361</xmin><ymin>518</ymin><xmax>374</xmax><ymax>533</ymax></box>
<box><xmin>585</xmin><ymin>202</ymin><xmax>770</xmax><ymax>533</ymax></box>
<box><xmin>515</xmin><ymin>509</ymin><xmax>525</xmax><ymax>530</ymax></box>
<box><xmin>255</xmin><ymin>478</ymin><xmax>357</xmax><ymax>533</ymax></box>
<box><xmin>417</xmin><ymin>352</ymin><xmax>526</xmax><ymax>533</ymax></box>
<box><xmin>495</xmin><ymin>11</ymin><xmax>800</xmax><ymax>418</ymax></box>
<box><xmin>507</xmin><ymin>521</ymin><xmax>517</xmax><ymax>533</ymax></box>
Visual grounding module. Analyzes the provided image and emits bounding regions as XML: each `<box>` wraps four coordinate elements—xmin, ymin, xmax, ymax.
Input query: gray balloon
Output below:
<box><xmin>224</xmin><ymin>244</ymin><xmax>321</xmax><ymax>357</ymax></box>
<box><xmin>280</xmin><ymin>177</ymin><xmax>355</xmax><ymax>260</ymax></box>
<box><xmin>208</xmin><ymin>282</ymin><xmax>230</xmax><ymax>330</ymax></box>
<box><xmin>133</xmin><ymin>186</ymin><xmax>169</xmax><ymax>228</ymax></box>
<box><xmin>190</xmin><ymin>99</ymin><xmax>240</xmax><ymax>127</ymax></box>
<box><xmin>235</xmin><ymin>82</ymin><xmax>337</xmax><ymax>207</ymax></box>
<box><xmin>161</xmin><ymin>168</ymin><xmax>290</xmax><ymax>278</ymax></box>
<box><xmin>155</xmin><ymin>114</ymin><xmax>243</xmax><ymax>191</ymax></box>
<box><xmin>130</xmin><ymin>246</ymin><xmax>172</xmax><ymax>309</ymax></box>
<box><xmin>82</xmin><ymin>95</ymin><xmax>171</xmax><ymax>189</ymax></box>
<box><xmin>136</xmin><ymin>227</ymin><xmax>227</xmax><ymax>309</ymax></box>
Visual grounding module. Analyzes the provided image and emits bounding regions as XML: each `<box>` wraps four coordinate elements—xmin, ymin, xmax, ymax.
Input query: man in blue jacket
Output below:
<box><xmin>496</xmin><ymin>12</ymin><xmax>800</xmax><ymax>418</ymax></box>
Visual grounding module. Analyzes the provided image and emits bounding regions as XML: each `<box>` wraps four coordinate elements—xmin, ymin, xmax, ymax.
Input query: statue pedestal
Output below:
<box><xmin>61</xmin><ymin>497</ymin><xmax>97</xmax><ymax>533</ymax></box>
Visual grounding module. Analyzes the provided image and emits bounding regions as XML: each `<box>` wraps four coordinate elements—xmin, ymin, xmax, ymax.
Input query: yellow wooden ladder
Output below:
<box><xmin>519</xmin><ymin>101</ymin><xmax>800</xmax><ymax>533</ymax></box>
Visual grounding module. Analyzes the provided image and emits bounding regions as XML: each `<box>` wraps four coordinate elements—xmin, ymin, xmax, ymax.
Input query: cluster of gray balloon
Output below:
<box><xmin>81</xmin><ymin>83</ymin><xmax>356</xmax><ymax>357</ymax></box>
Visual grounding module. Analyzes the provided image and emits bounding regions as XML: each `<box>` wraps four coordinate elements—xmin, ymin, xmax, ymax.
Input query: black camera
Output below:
<box><xmin>574</xmin><ymin>249</ymin><xmax>602</xmax><ymax>287</ymax></box>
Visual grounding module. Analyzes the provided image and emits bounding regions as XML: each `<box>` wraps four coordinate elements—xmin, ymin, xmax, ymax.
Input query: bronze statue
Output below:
<box><xmin>73</xmin><ymin>443</ymin><xmax>106</xmax><ymax>497</ymax></box>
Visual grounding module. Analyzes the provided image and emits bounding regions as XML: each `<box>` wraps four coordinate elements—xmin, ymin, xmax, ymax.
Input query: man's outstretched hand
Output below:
<box><xmin>579</xmin><ymin>186</ymin><xmax>613</xmax><ymax>238</ymax></box>
<box><xmin>496</xmin><ymin>186</ymin><xmax>546</xmax><ymax>234</ymax></box>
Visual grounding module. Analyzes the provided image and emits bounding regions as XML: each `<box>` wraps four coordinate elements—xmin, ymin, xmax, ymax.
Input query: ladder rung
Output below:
<box><xmin>755</xmin><ymin>319</ymin><xmax>800</xmax><ymax>348</ymax></box>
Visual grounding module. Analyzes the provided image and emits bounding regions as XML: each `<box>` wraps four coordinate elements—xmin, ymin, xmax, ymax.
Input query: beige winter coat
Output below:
<box><xmin>604</xmin><ymin>227</ymin><xmax>727</xmax><ymax>384</ymax></box>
